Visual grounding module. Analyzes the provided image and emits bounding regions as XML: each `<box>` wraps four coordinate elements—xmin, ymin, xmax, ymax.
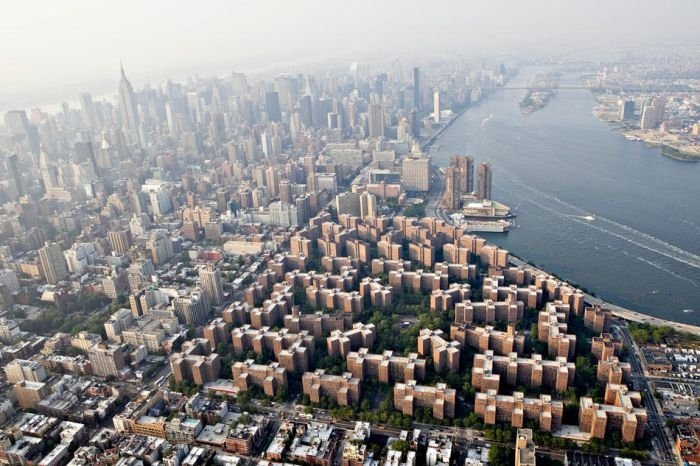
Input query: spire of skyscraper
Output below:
<box><xmin>117</xmin><ymin>63</ymin><xmax>141</xmax><ymax>148</ymax></box>
<box><xmin>39</xmin><ymin>144</ymin><xmax>57</xmax><ymax>190</ymax></box>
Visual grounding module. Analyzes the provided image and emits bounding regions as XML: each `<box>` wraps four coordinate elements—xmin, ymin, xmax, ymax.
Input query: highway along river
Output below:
<box><xmin>431</xmin><ymin>67</ymin><xmax>700</xmax><ymax>325</ymax></box>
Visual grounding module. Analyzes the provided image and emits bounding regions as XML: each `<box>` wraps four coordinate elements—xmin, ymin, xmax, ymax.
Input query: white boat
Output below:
<box><xmin>460</xmin><ymin>219</ymin><xmax>513</xmax><ymax>233</ymax></box>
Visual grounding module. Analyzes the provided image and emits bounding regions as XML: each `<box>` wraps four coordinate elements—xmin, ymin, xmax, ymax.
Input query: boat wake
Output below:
<box><xmin>481</xmin><ymin>114</ymin><xmax>494</xmax><ymax>126</ymax></box>
<box><xmin>499</xmin><ymin>170</ymin><xmax>700</xmax><ymax>274</ymax></box>
<box><xmin>680</xmin><ymin>219</ymin><xmax>700</xmax><ymax>234</ymax></box>
<box><xmin>526</xmin><ymin>196</ymin><xmax>700</xmax><ymax>276</ymax></box>
<box><xmin>636</xmin><ymin>256</ymin><xmax>700</xmax><ymax>287</ymax></box>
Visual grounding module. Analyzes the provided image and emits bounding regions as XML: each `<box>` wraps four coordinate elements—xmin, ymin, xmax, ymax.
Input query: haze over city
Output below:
<box><xmin>2</xmin><ymin>0</ymin><xmax>699</xmax><ymax>109</ymax></box>
<box><xmin>0</xmin><ymin>2</ymin><xmax>699</xmax><ymax>466</ymax></box>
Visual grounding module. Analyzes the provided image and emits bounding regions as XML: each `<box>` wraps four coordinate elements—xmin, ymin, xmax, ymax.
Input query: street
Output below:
<box><xmin>614</xmin><ymin>324</ymin><xmax>678</xmax><ymax>466</ymax></box>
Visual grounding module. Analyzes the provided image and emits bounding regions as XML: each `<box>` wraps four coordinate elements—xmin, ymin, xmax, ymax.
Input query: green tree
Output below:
<box><xmin>391</xmin><ymin>439</ymin><xmax>409</xmax><ymax>453</ymax></box>
<box><xmin>487</xmin><ymin>444</ymin><xmax>514</xmax><ymax>466</ymax></box>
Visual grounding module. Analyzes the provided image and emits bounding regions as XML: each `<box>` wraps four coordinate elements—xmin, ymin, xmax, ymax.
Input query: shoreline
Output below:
<box><xmin>592</xmin><ymin>94</ymin><xmax>700</xmax><ymax>162</ymax></box>
<box><xmin>660</xmin><ymin>145</ymin><xmax>700</xmax><ymax>162</ymax></box>
<box><xmin>422</xmin><ymin>102</ymin><xmax>474</xmax><ymax>150</ymax></box>
<box><xmin>509</xmin><ymin>256</ymin><xmax>700</xmax><ymax>335</ymax></box>
<box><xmin>426</xmin><ymin>78</ymin><xmax>700</xmax><ymax>333</ymax></box>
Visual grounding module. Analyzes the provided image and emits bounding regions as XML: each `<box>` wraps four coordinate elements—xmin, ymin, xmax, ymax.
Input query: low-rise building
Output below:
<box><xmin>225</xmin><ymin>417</ymin><xmax>269</xmax><ymax>456</ymax></box>
<box><xmin>14</xmin><ymin>380</ymin><xmax>51</xmax><ymax>409</ymax></box>
<box><xmin>165</xmin><ymin>416</ymin><xmax>203</xmax><ymax>444</ymax></box>
<box><xmin>515</xmin><ymin>429</ymin><xmax>536</xmax><ymax>466</ymax></box>
<box><xmin>288</xmin><ymin>422</ymin><xmax>341</xmax><ymax>466</ymax></box>
<box><xmin>675</xmin><ymin>423</ymin><xmax>700</xmax><ymax>464</ymax></box>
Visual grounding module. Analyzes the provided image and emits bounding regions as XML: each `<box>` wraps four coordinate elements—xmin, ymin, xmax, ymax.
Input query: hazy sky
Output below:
<box><xmin>1</xmin><ymin>0</ymin><xmax>699</xmax><ymax>108</ymax></box>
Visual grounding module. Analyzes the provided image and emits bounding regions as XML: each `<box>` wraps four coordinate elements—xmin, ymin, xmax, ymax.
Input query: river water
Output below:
<box><xmin>431</xmin><ymin>68</ymin><xmax>700</xmax><ymax>325</ymax></box>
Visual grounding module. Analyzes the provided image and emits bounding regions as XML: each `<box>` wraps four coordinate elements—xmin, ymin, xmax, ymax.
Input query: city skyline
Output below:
<box><xmin>0</xmin><ymin>3</ymin><xmax>698</xmax><ymax>466</ymax></box>
<box><xmin>2</xmin><ymin>0</ymin><xmax>700</xmax><ymax>111</ymax></box>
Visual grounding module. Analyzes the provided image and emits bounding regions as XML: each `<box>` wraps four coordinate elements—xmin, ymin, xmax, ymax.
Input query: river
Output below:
<box><xmin>430</xmin><ymin>67</ymin><xmax>700</xmax><ymax>325</ymax></box>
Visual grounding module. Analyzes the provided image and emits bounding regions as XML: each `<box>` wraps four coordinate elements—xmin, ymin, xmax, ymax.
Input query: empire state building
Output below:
<box><xmin>118</xmin><ymin>64</ymin><xmax>141</xmax><ymax>148</ymax></box>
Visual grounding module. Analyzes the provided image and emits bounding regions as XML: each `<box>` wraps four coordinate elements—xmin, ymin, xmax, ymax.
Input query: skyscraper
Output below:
<box><xmin>652</xmin><ymin>97</ymin><xmax>666</xmax><ymax>124</ymax></box>
<box><xmin>108</xmin><ymin>229</ymin><xmax>133</xmax><ymax>255</ymax></box>
<box><xmin>450</xmin><ymin>155</ymin><xmax>474</xmax><ymax>193</ymax></box>
<box><xmin>118</xmin><ymin>64</ymin><xmax>140</xmax><ymax>147</ymax></box>
<box><xmin>39</xmin><ymin>242</ymin><xmax>69</xmax><ymax>284</ymax></box>
<box><xmin>359</xmin><ymin>192</ymin><xmax>377</xmax><ymax>220</ymax></box>
<box><xmin>368</xmin><ymin>103</ymin><xmax>384</xmax><ymax>139</ymax></box>
<box><xmin>231</xmin><ymin>72</ymin><xmax>248</xmax><ymax>95</ymax></box>
<box><xmin>433</xmin><ymin>89</ymin><xmax>441</xmax><ymax>123</ymax></box>
<box><xmin>640</xmin><ymin>97</ymin><xmax>666</xmax><ymax>130</ymax></box>
<box><xmin>279</xmin><ymin>179</ymin><xmax>293</xmax><ymax>204</ymax></box>
<box><xmin>147</xmin><ymin>232</ymin><xmax>174</xmax><ymax>265</ymax></box>
<box><xmin>265</xmin><ymin>166</ymin><xmax>280</xmax><ymax>196</ymax></box>
<box><xmin>79</xmin><ymin>92</ymin><xmax>98</xmax><ymax>129</ymax></box>
<box><xmin>402</xmin><ymin>155</ymin><xmax>431</xmax><ymax>192</ymax></box>
<box><xmin>477</xmin><ymin>162</ymin><xmax>492</xmax><ymax>200</ymax></box>
<box><xmin>300</xmin><ymin>94</ymin><xmax>313</xmax><ymax>128</ymax></box>
<box><xmin>265</xmin><ymin>91</ymin><xmax>282</xmax><ymax>123</ymax></box>
<box><xmin>413</xmin><ymin>67</ymin><xmax>421</xmax><ymax>110</ymax></box>
<box><xmin>640</xmin><ymin>105</ymin><xmax>656</xmax><ymax>130</ymax></box>
<box><xmin>4</xmin><ymin>110</ymin><xmax>40</xmax><ymax>156</ymax></box>
<box><xmin>88</xmin><ymin>343</ymin><xmax>127</xmax><ymax>378</ymax></box>
<box><xmin>410</xmin><ymin>108</ymin><xmax>421</xmax><ymax>138</ymax></box>
<box><xmin>443</xmin><ymin>166</ymin><xmax>460</xmax><ymax>210</ymax></box>
<box><xmin>335</xmin><ymin>192</ymin><xmax>361</xmax><ymax>217</ymax></box>
<box><xmin>4</xmin><ymin>110</ymin><xmax>31</xmax><ymax>137</ymax></box>
<box><xmin>7</xmin><ymin>154</ymin><xmax>23</xmax><ymax>197</ymax></box>
<box><xmin>618</xmin><ymin>100</ymin><xmax>635</xmax><ymax>120</ymax></box>
<box><xmin>38</xmin><ymin>147</ymin><xmax>57</xmax><ymax>191</ymax></box>
<box><xmin>200</xmin><ymin>265</ymin><xmax>224</xmax><ymax>307</ymax></box>
<box><xmin>274</xmin><ymin>75</ymin><xmax>298</xmax><ymax>112</ymax></box>
<box><xmin>173</xmin><ymin>291</ymin><xmax>210</xmax><ymax>326</ymax></box>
